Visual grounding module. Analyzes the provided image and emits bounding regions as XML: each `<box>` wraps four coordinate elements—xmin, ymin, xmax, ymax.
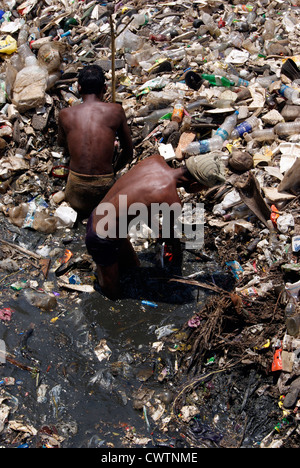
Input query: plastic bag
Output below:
<box><xmin>12</xmin><ymin>64</ymin><xmax>48</xmax><ymax>112</ymax></box>
<box><xmin>0</xmin><ymin>35</ymin><xmax>17</xmax><ymax>55</ymax></box>
<box><xmin>37</xmin><ymin>43</ymin><xmax>61</xmax><ymax>73</ymax></box>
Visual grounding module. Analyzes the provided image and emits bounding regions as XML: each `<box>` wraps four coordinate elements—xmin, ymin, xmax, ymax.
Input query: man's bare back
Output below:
<box><xmin>57</xmin><ymin>65</ymin><xmax>134</xmax><ymax>219</ymax></box>
<box><xmin>92</xmin><ymin>154</ymin><xmax>182</xmax><ymax>237</ymax></box>
<box><xmin>58</xmin><ymin>97</ymin><xmax>133</xmax><ymax>175</ymax></box>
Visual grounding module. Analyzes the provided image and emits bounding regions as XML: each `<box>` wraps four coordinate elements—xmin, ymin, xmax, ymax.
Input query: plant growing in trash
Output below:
<box><xmin>95</xmin><ymin>196</ymin><xmax>205</xmax><ymax>250</ymax></box>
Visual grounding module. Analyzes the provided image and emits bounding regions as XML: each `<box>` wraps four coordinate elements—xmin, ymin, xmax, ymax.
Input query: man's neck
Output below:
<box><xmin>82</xmin><ymin>93</ymin><xmax>104</xmax><ymax>103</ymax></box>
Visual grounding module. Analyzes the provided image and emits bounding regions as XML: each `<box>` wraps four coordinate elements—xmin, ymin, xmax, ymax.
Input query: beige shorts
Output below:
<box><xmin>65</xmin><ymin>170</ymin><xmax>115</xmax><ymax>219</ymax></box>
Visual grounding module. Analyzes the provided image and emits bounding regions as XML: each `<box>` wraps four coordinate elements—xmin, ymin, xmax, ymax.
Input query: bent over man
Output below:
<box><xmin>85</xmin><ymin>153</ymin><xmax>226</xmax><ymax>300</ymax></box>
<box><xmin>58</xmin><ymin>65</ymin><xmax>134</xmax><ymax>219</ymax></box>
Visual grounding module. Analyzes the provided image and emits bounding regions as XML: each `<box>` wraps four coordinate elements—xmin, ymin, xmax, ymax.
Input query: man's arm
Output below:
<box><xmin>114</xmin><ymin>109</ymin><xmax>134</xmax><ymax>173</ymax></box>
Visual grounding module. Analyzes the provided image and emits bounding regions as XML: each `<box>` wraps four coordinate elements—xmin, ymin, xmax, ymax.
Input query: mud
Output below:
<box><xmin>0</xmin><ymin>214</ymin><xmax>292</xmax><ymax>448</ymax></box>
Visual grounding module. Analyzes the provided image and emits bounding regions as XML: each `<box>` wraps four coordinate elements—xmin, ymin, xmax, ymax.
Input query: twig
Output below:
<box><xmin>0</xmin><ymin>239</ymin><xmax>41</xmax><ymax>260</ymax></box>
<box><xmin>110</xmin><ymin>15</ymin><xmax>116</xmax><ymax>103</ymax></box>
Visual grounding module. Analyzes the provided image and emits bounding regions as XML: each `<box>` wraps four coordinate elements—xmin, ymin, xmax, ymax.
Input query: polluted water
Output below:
<box><xmin>0</xmin><ymin>0</ymin><xmax>299</xmax><ymax>450</ymax></box>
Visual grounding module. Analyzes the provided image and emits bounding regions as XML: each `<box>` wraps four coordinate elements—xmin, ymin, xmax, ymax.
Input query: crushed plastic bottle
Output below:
<box><xmin>186</xmin><ymin>112</ymin><xmax>238</xmax><ymax>155</ymax></box>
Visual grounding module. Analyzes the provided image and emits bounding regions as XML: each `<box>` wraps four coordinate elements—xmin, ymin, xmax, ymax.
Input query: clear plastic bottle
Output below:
<box><xmin>163</xmin><ymin>49</ymin><xmax>186</xmax><ymax>61</ymax></box>
<box><xmin>134</xmin><ymin>107</ymin><xmax>173</xmax><ymax>124</ymax></box>
<box><xmin>280</xmin><ymin>84</ymin><xmax>300</xmax><ymax>104</ymax></box>
<box><xmin>286</xmin><ymin>315</ymin><xmax>300</xmax><ymax>337</ymax></box>
<box><xmin>246</xmin><ymin>9</ymin><xmax>257</xmax><ymax>25</ymax></box>
<box><xmin>61</xmin><ymin>90</ymin><xmax>81</xmax><ymax>106</ymax></box>
<box><xmin>242</xmin><ymin>34</ymin><xmax>259</xmax><ymax>54</ymax></box>
<box><xmin>262</xmin><ymin>19</ymin><xmax>276</xmax><ymax>40</ymax></box>
<box><xmin>215</xmin><ymin>111</ymin><xmax>239</xmax><ymax>140</ymax></box>
<box><xmin>17</xmin><ymin>43</ymin><xmax>37</xmax><ymax>66</ymax></box>
<box><xmin>231</xmin><ymin>115</ymin><xmax>260</xmax><ymax>139</ymax></box>
<box><xmin>201</xmin><ymin>12</ymin><xmax>221</xmax><ymax>37</ymax></box>
<box><xmin>186</xmin><ymin>112</ymin><xmax>238</xmax><ymax>155</ymax></box>
<box><xmin>250</xmin><ymin>128</ymin><xmax>276</xmax><ymax>141</ymax></box>
<box><xmin>255</xmin><ymin>75</ymin><xmax>277</xmax><ymax>88</ymax></box>
<box><xmin>228</xmin><ymin>75</ymin><xmax>250</xmax><ymax>87</ymax></box>
<box><xmin>133</xmin><ymin>13</ymin><xmax>149</xmax><ymax>28</ymax></box>
<box><xmin>228</xmin><ymin>32</ymin><xmax>244</xmax><ymax>48</ymax></box>
<box><xmin>17</xmin><ymin>24</ymin><xmax>29</xmax><ymax>46</ymax></box>
<box><xmin>185</xmin><ymin>136</ymin><xmax>223</xmax><ymax>155</ymax></box>
<box><xmin>275</xmin><ymin>121</ymin><xmax>300</xmax><ymax>136</ymax></box>
<box><xmin>285</xmin><ymin>300</ymin><xmax>297</xmax><ymax>317</ymax></box>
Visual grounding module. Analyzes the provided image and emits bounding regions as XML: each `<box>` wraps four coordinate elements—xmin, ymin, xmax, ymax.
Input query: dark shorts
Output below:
<box><xmin>85</xmin><ymin>216</ymin><xmax>121</xmax><ymax>267</ymax></box>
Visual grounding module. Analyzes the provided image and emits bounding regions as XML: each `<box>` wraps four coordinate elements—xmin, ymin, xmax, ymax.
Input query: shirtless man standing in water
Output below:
<box><xmin>86</xmin><ymin>153</ymin><xmax>226</xmax><ymax>300</ymax></box>
<box><xmin>58</xmin><ymin>65</ymin><xmax>133</xmax><ymax>219</ymax></box>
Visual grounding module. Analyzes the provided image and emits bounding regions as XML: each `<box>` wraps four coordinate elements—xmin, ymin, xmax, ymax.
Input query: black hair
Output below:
<box><xmin>78</xmin><ymin>65</ymin><xmax>106</xmax><ymax>95</ymax></box>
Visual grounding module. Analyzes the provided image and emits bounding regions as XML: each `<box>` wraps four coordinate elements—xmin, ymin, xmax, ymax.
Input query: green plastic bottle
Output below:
<box><xmin>201</xmin><ymin>74</ymin><xmax>235</xmax><ymax>88</ymax></box>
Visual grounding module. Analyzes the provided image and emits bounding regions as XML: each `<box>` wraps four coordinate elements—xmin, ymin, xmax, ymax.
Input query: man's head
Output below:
<box><xmin>78</xmin><ymin>65</ymin><xmax>106</xmax><ymax>96</ymax></box>
<box><xmin>184</xmin><ymin>153</ymin><xmax>226</xmax><ymax>192</ymax></box>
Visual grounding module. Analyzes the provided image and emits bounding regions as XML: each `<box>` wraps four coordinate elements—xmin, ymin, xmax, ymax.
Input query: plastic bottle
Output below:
<box><xmin>202</xmin><ymin>74</ymin><xmax>235</xmax><ymax>88</ymax></box>
<box><xmin>223</xmin><ymin>204</ymin><xmax>251</xmax><ymax>220</ymax></box>
<box><xmin>250</xmin><ymin>128</ymin><xmax>276</xmax><ymax>141</ymax></box>
<box><xmin>133</xmin><ymin>13</ymin><xmax>149</xmax><ymax>28</ymax></box>
<box><xmin>286</xmin><ymin>315</ymin><xmax>300</xmax><ymax>337</ymax></box>
<box><xmin>163</xmin><ymin>49</ymin><xmax>186</xmax><ymax>61</ymax></box>
<box><xmin>141</xmin><ymin>300</ymin><xmax>158</xmax><ymax>308</ymax></box>
<box><xmin>285</xmin><ymin>300</ymin><xmax>297</xmax><ymax>317</ymax></box>
<box><xmin>274</xmin><ymin>121</ymin><xmax>300</xmax><ymax>136</ymax></box>
<box><xmin>242</xmin><ymin>34</ymin><xmax>259</xmax><ymax>54</ymax></box>
<box><xmin>17</xmin><ymin>24</ymin><xmax>29</xmax><ymax>46</ymax></box>
<box><xmin>201</xmin><ymin>12</ymin><xmax>221</xmax><ymax>37</ymax></box>
<box><xmin>255</xmin><ymin>75</ymin><xmax>277</xmax><ymax>89</ymax></box>
<box><xmin>266</xmin><ymin>93</ymin><xmax>278</xmax><ymax>109</ymax></box>
<box><xmin>246</xmin><ymin>9</ymin><xmax>257</xmax><ymax>25</ymax></box>
<box><xmin>262</xmin><ymin>19</ymin><xmax>276</xmax><ymax>40</ymax></box>
<box><xmin>61</xmin><ymin>90</ymin><xmax>81</xmax><ymax>106</ymax></box>
<box><xmin>215</xmin><ymin>111</ymin><xmax>239</xmax><ymax>140</ymax></box>
<box><xmin>0</xmin><ymin>79</ymin><xmax>6</xmax><ymax>104</ymax></box>
<box><xmin>228</xmin><ymin>75</ymin><xmax>250</xmax><ymax>87</ymax></box>
<box><xmin>172</xmin><ymin>101</ymin><xmax>184</xmax><ymax>123</ymax></box>
<box><xmin>231</xmin><ymin>115</ymin><xmax>260</xmax><ymax>139</ymax></box>
<box><xmin>135</xmin><ymin>107</ymin><xmax>173</xmax><ymax>124</ymax></box>
<box><xmin>279</xmin><ymin>84</ymin><xmax>300</xmax><ymax>105</ymax></box>
<box><xmin>186</xmin><ymin>112</ymin><xmax>238</xmax><ymax>155</ymax></box>
<box><xmin>17</xmin><ymin>42</ymin><xmax>37</xmax><ymax>66</ymax></box>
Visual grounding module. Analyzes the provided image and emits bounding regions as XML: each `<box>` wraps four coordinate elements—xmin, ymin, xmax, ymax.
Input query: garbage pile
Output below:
<box><xmin>0</xmin><ymin>0</ymin><xmax>299</xmax><ymax>448</ymax></box>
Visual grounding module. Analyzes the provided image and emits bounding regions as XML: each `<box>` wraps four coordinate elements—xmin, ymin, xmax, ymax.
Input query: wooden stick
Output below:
<box><xmin>110</xmin><ymin>15</ymin><xmax>116</xmax><ymax>103</ymax></box>
<box><xmin>0</xmin><ymin>239</ymin><xmax>41</xmax><ymax>260</ymax></box>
